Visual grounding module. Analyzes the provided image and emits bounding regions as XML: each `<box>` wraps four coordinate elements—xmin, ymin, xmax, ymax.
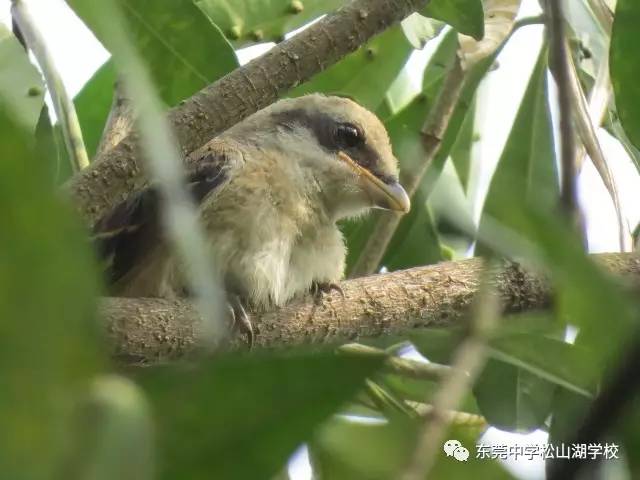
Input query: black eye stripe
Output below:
<box><xmin>271</xmin><ymin>108</ymin><xmax>391</xmax><ymax>182</ymax></box>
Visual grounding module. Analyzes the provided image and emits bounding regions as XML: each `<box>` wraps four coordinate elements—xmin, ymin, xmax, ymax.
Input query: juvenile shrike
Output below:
<box><xmin>93</xmin><ymin>94</ymin><xmax>410</xmax><ymax>345</ymax></box>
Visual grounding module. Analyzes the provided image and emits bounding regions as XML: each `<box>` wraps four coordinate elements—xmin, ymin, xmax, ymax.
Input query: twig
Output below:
<box><xmin>96</xmin><ymin>79</ymin><xmax>134</xmax><ymax>157</ymax></box>
<box><xmin>84</xmin><ymin>0</ymin><xmax>227</xmax><ymax>348</ymax></box>
<box><xmin>405</xmin><ymin>401</ymin><xmax>487</xmax><ymax>427</ymax></box>
<box><xmin>66</xmin><ymin>0</ymin><xmax>430</xmax><ymax>227</ymax></box>
<box><xmin>546</xmin><ymin>0</ymin><xmax>579</xmax><ymax>225</ymax></box>
<box><xmin>100</xmin><ymin>253</ymin><xmax>640</xmax><ymax>364</ymax></box>
<box><xmin>400</xmin><ymin>273</ymin><xmax>501</xmax><ymax>480</ymax></box>
<box><xmin>11</xmin><ymin>0</ymin><xmax>90</xmax><ymax>172</ymax></box>
<box><xmin>338</xmin><ymin>343</ymin><xmax>451</xmax><ymax>381</ymax></box>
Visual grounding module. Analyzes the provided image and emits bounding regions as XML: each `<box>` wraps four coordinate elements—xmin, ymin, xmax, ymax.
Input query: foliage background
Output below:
<box><xmin>1</xmin><ymin>0</ymin><xmax>639</xmax><ymax>479</ymax></box>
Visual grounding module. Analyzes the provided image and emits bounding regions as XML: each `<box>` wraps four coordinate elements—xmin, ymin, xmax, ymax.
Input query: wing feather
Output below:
<box><xmin>92</xmin><ymin>146</ymin><xmax>233</xmax><ymax>287</ymax></box>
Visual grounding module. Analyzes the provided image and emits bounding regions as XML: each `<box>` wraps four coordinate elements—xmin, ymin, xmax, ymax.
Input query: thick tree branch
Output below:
<box><xmin>103</xmin><ymin>252</ymin><xmax>640</xmax><ymax>365</ymax></box>
<box><xmin>66</xmin><ymin>0</ymin><xmax>429</xmax><ymax>227</ymax></box>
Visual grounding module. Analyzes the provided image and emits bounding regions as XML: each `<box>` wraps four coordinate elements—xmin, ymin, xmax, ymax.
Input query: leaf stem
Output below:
<box><xmin>11</xmin><ymin>0</ymin><xmax>90</xmax><ymax>172</ymax></box>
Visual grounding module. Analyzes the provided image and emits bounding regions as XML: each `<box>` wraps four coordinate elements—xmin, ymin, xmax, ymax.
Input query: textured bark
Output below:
<box><xmin>66</xmin><ymin>0</ymin><xmax>429</xmax><ymax>227</ymax></box>
<box><xmin>102</xmin><ymin>252</ymin><xmax>640</xmax><ymax>365</ymax></box>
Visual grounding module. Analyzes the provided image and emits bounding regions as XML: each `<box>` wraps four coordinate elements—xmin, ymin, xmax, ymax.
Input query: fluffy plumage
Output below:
<box><xmin>94</xmin><ymin>94</ymin><xmax>409</xmax><ymax>334</ymax></box>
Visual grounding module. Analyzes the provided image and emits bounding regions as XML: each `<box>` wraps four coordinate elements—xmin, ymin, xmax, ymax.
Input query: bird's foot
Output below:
<box><xmin>310</xmin><ymin>281</ymin><xmax>344</xmax><ymax>304</ymax></box>
<box><xmin>228</xmin><ymin>296</ymin><xmax>254</xmax><ymax>348</ymax></box>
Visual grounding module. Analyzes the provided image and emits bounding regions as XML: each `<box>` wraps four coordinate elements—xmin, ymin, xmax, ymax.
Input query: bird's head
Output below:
<box><xmin>227</xmin><ymin>94</ymin><xmax>411</xmax><ymax>221</ymax></box>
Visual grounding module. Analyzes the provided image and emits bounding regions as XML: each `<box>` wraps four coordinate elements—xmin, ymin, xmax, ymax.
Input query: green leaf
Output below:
<box><xmin>410</xmin><ymin>328</ymin><xmax>465</xmax><ymax>365</ymax></box>
<box><xmin>488</xmin><ymin>334</ymin><xmax>595</xmax><ymax>397</ymax></box>
<box><xmin>70</xmin><ymin>0</ymin><xmax>238</xmax><ymax>157</ymax></box>
<box><xmin>196</xmin><ymin>0</ymin><xmax>342</xmax><ymax>45</ymax></box>
<box><xmin>380</xmin><ymin>190</ymin><xmax>444</xmax><ymax>271</ymax></box>
<box><xmin>288</xmin><ymin>26</ymin><xmax>413</xmax><ymax>112</ymax></box>
<box><xmin>0</xmin><ymin>113</ymin><xmax>103</xmax><ymax>479</ymax></box>
<box><xmin>309</xmin><ymin>419</ymin><xmax>512</xmax><ymax>479</ymax></box>
<box><xmin>309</xmin><ymin>417</ymin><xmax>418</xmax><ymax>480</ymax></box>
<box><xmin>450</xmin><ymin>96</ymin><xmax>476</xmax><ymax>190</ymax></box>
<box><xmin>430</xmin><ymin>425</ymin><xmax>514</xmax><ymax>479</ymax></box>
<box><xmin>477</xmin><ymin>42</ymin><xmax>635</xmax><ymax>375</ymax></box>
<box><xmin>423</xmin><ymin>0</ymin><xmax>484</xmax><ymax>40</ymax></box>
<box><xmin>139</xmin><ymin>352</ymin><xmax>382</xmax><ymax>480</ymax></box>
<box><xmin>0</xmin><ymin>24</ymin><xmax>45</xmax><ymax>132</ymax></box>
<box><xmin>60</xmin><ymin>376</ymin><xmax>154</xmax><ymax>480</ymax></box>
<box><xmin>611</xmin><ymin>0</ymin><xmax>640</xmax><ymax>155</ymax></box>
<box><xmin>477</xmin><ymin>45</ymin><xmax>559</xmax><ymax>249</ymax></box>
<box><xmin>74</xmin><ymin>62</ymin><xmax>117</xmax><ymax>160</ymax></box>
<box><xmin>473</xmin><ymin>359</ymin><xmax>556</xmax><ymax>433</ymax></box>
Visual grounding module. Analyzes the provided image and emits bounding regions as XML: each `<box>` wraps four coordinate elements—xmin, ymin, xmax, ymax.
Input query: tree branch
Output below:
<box><xmin>102</xmin><ymin>252</ymin><xmax>640</xmax><ymax>365</ymax></box>
<box><xmin>66</xmin><ymin>0</ymin><xmax>429</xmax><ymax>226</ymax></box>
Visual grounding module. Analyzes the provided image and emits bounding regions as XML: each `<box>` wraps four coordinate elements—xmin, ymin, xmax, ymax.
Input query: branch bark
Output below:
<box><xmin>103</xmin><ymin>252</ymin><xmax>640</xmax><ymax>365</ymax></box>
<box><xmin>66</xmin><ymin>0</ymin><xmax>429</xmax><ymax>227</ymax></box>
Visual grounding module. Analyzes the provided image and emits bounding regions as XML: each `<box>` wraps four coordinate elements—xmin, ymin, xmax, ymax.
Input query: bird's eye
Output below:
<box><xmin>335</xmin><ymin>123</ymin><xmax>364</xmax><ymax>148</ymax></box>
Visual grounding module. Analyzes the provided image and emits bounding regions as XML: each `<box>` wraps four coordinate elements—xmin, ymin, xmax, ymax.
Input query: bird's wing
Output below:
<box><xmin>92</xmin><ymin>144</ymin><xmax>236</xmax><ymax>286</ymax></box>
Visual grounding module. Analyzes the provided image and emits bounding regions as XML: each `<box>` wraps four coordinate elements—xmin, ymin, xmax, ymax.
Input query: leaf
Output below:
<box><xmin>309</xmin><ymin>419</ymin><xmax>512</xmax><ymax>479</ymax></box>
<box><xmin>196</xmin><ymin>0</ymin><xmax>342</xmax><ymax>45</ymax></box>
<box><xmin>0</xmin><ymin>24</ymin><xmax>44</xmax><ymax>132</ymax></box>
<box><xmin>401</xmin><ymin>13</ymin><xmax>445</xmax><ymax>49</ymax></box>
<box><xmin>74</xmin><ymin>62</ymin><xmax>117</xmax><ymax>160</ymax></box>
<box><xmin>309</xmin><ymin>417</ymin><xmax>418</xmax><ymax>480</ymax></box>
<box><xmin>380</xmin><ymin>190</ymin><xmax>444</xmax><ymax>271</ymax></box>
<box><xmin>423</xmin><ymin>0</ymin><xmax>485</xmax><ymax>40</ymax></box>
<box><xmin>477</xmin><ymin>45</ymin><xmax>558</xmax><ymax>248</ymax></box>
<box><xmin>450</xmin><ymin>96</ymin><xmax>476</xmax><ymax>190</ymax></box>
<box><xmin>0</xmin><ymin>112</ymin><xmax>103</xmax><ymax>479</ymax></box>
<box><xmin>60</xmin><ymin>376</ymin><xmax>154</xmax><ymax>480</ymax></box>
<box><xmin>139</xmin><ymin>352</ymin><xmax>383</xmax><ymax>480</ymax></box>
<box><xmin>473</xmin><ymin>359</ymin><xmax>556</xmax><ymax>433</ymax></box>
<box><xmin>288</xmin><ymin>26</ymin><xmax>413</xmax><ymax>112</ymax></box>
<box><xmin>489</xmin><ymin>334</ymin><xmax>594</xmax><ymax>397</ymax></box>
<box><xmin>70</xmin><ymin>0</ymin><xmax>238</xmax><ymax>157</ymax></box>
<box><xmin>611</xmin><ymin>0</ymin><xmax>640</xmax><ymax>154</ymax></box>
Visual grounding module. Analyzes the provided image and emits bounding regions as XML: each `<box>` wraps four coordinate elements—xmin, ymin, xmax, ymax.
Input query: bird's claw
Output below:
<box><xmin>311</xmin><ymin>281</ymin><xmax>344</xmax><ymax>304</ymax></box>
<box><xmin>228</xmin><ymin>296</ymin><xmax>254</xmax><ymax>348</ymax></box>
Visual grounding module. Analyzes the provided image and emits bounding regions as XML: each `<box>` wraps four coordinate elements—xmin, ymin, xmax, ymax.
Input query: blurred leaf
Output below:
<box><xmin>0</xmin><ymin>112</ymin><xmax>103</xmax><ymax>479</ymax></box>
<box><xmin>196</xmin><ymin>0</ymin><xmax>342</xmax><ymax>45</ymax></box>
<box><xmin>473</xmin><ymin>359</ymin><xmax>556</xmax><ymax>433</ymax></box>
<box><xmin>410</xmin><ymin>328</ymin><xmax>465</xmax><ymax>364</ymax></box>
<box><xmin>401</xmin><ymin>13</ymin><xmax>444</xmax><ymax>49</ymax></box>
<box><xmin>310</xmin><ymin>418</ymin><xmax>511</xmax><ymax>479</ymax></box>
<box><xmin>0</xmin><ymin>24</ymin><xmax>45</xmax><ymax>132</ymax></box>
<box><xmin>547</xmin><ymin>389</ymin><xmax>591</xmax><ymax>445</ymax></box>
<box><xmin>139</xmin><ymin>352</ymin><xmax>382</xmax><ymax>480</ymax></box>
<box><xmin>289</xmin><ymin>26</ymin><xmax>412</xmax><ymax>112</ymax></box>
<box><xmin>430</xmin><ymin>424</ymin><xmax>514</xmax><ymax>479</ymax></box>
<box><xmin>422</xmin><ymin>0</ymin><xmax>484</xmax><ymax>39</ymax></box>
<box><xmin>60</xmin><ymin>376</ymin><xmax>154</xmax><ymax>480</ymax></box>
<box><xmin>74</xmin><ymin>62</ymin><xmax>117</xmax><ymax>160</ymax></box>
<box><xmin>488</xmin><ymin>334</ymin><xmax>594</xmax><ymax>397</ymax></box>
<box><xmin>70</xmin><ymin>0</ymin><xmax>238</xmax><ymax>157</ymax></box>
<box><xmin>450</xmin><ymin>96</ymin><xmax>476</xmax><ymax>190</ymax></box>
<box><xmin>34</xmin><ymin>105</ymin><xmax>70</xmax><ymax>183</ymax></box>
<box><xmin>309</xmin><ymin>417</ymin><xmax>418</xmax><ymax>480</ymax></box>
<box><xmin>611</xmin><ymin>0</ymin><xmax>640</xmax><ymax>154</ymax></box>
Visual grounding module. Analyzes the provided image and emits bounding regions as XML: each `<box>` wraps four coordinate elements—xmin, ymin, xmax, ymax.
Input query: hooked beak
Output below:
<box><xmin>337</xmin><ymin>151</ymin><xmax>411</xmax><ymax>213</ymax></box>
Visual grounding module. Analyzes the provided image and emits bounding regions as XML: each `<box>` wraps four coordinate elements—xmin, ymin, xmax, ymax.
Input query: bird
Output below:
<box><xmin>92</xmin><ymin>94</ymin><xmax>411</xmax><ymax>345</ymax></box>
